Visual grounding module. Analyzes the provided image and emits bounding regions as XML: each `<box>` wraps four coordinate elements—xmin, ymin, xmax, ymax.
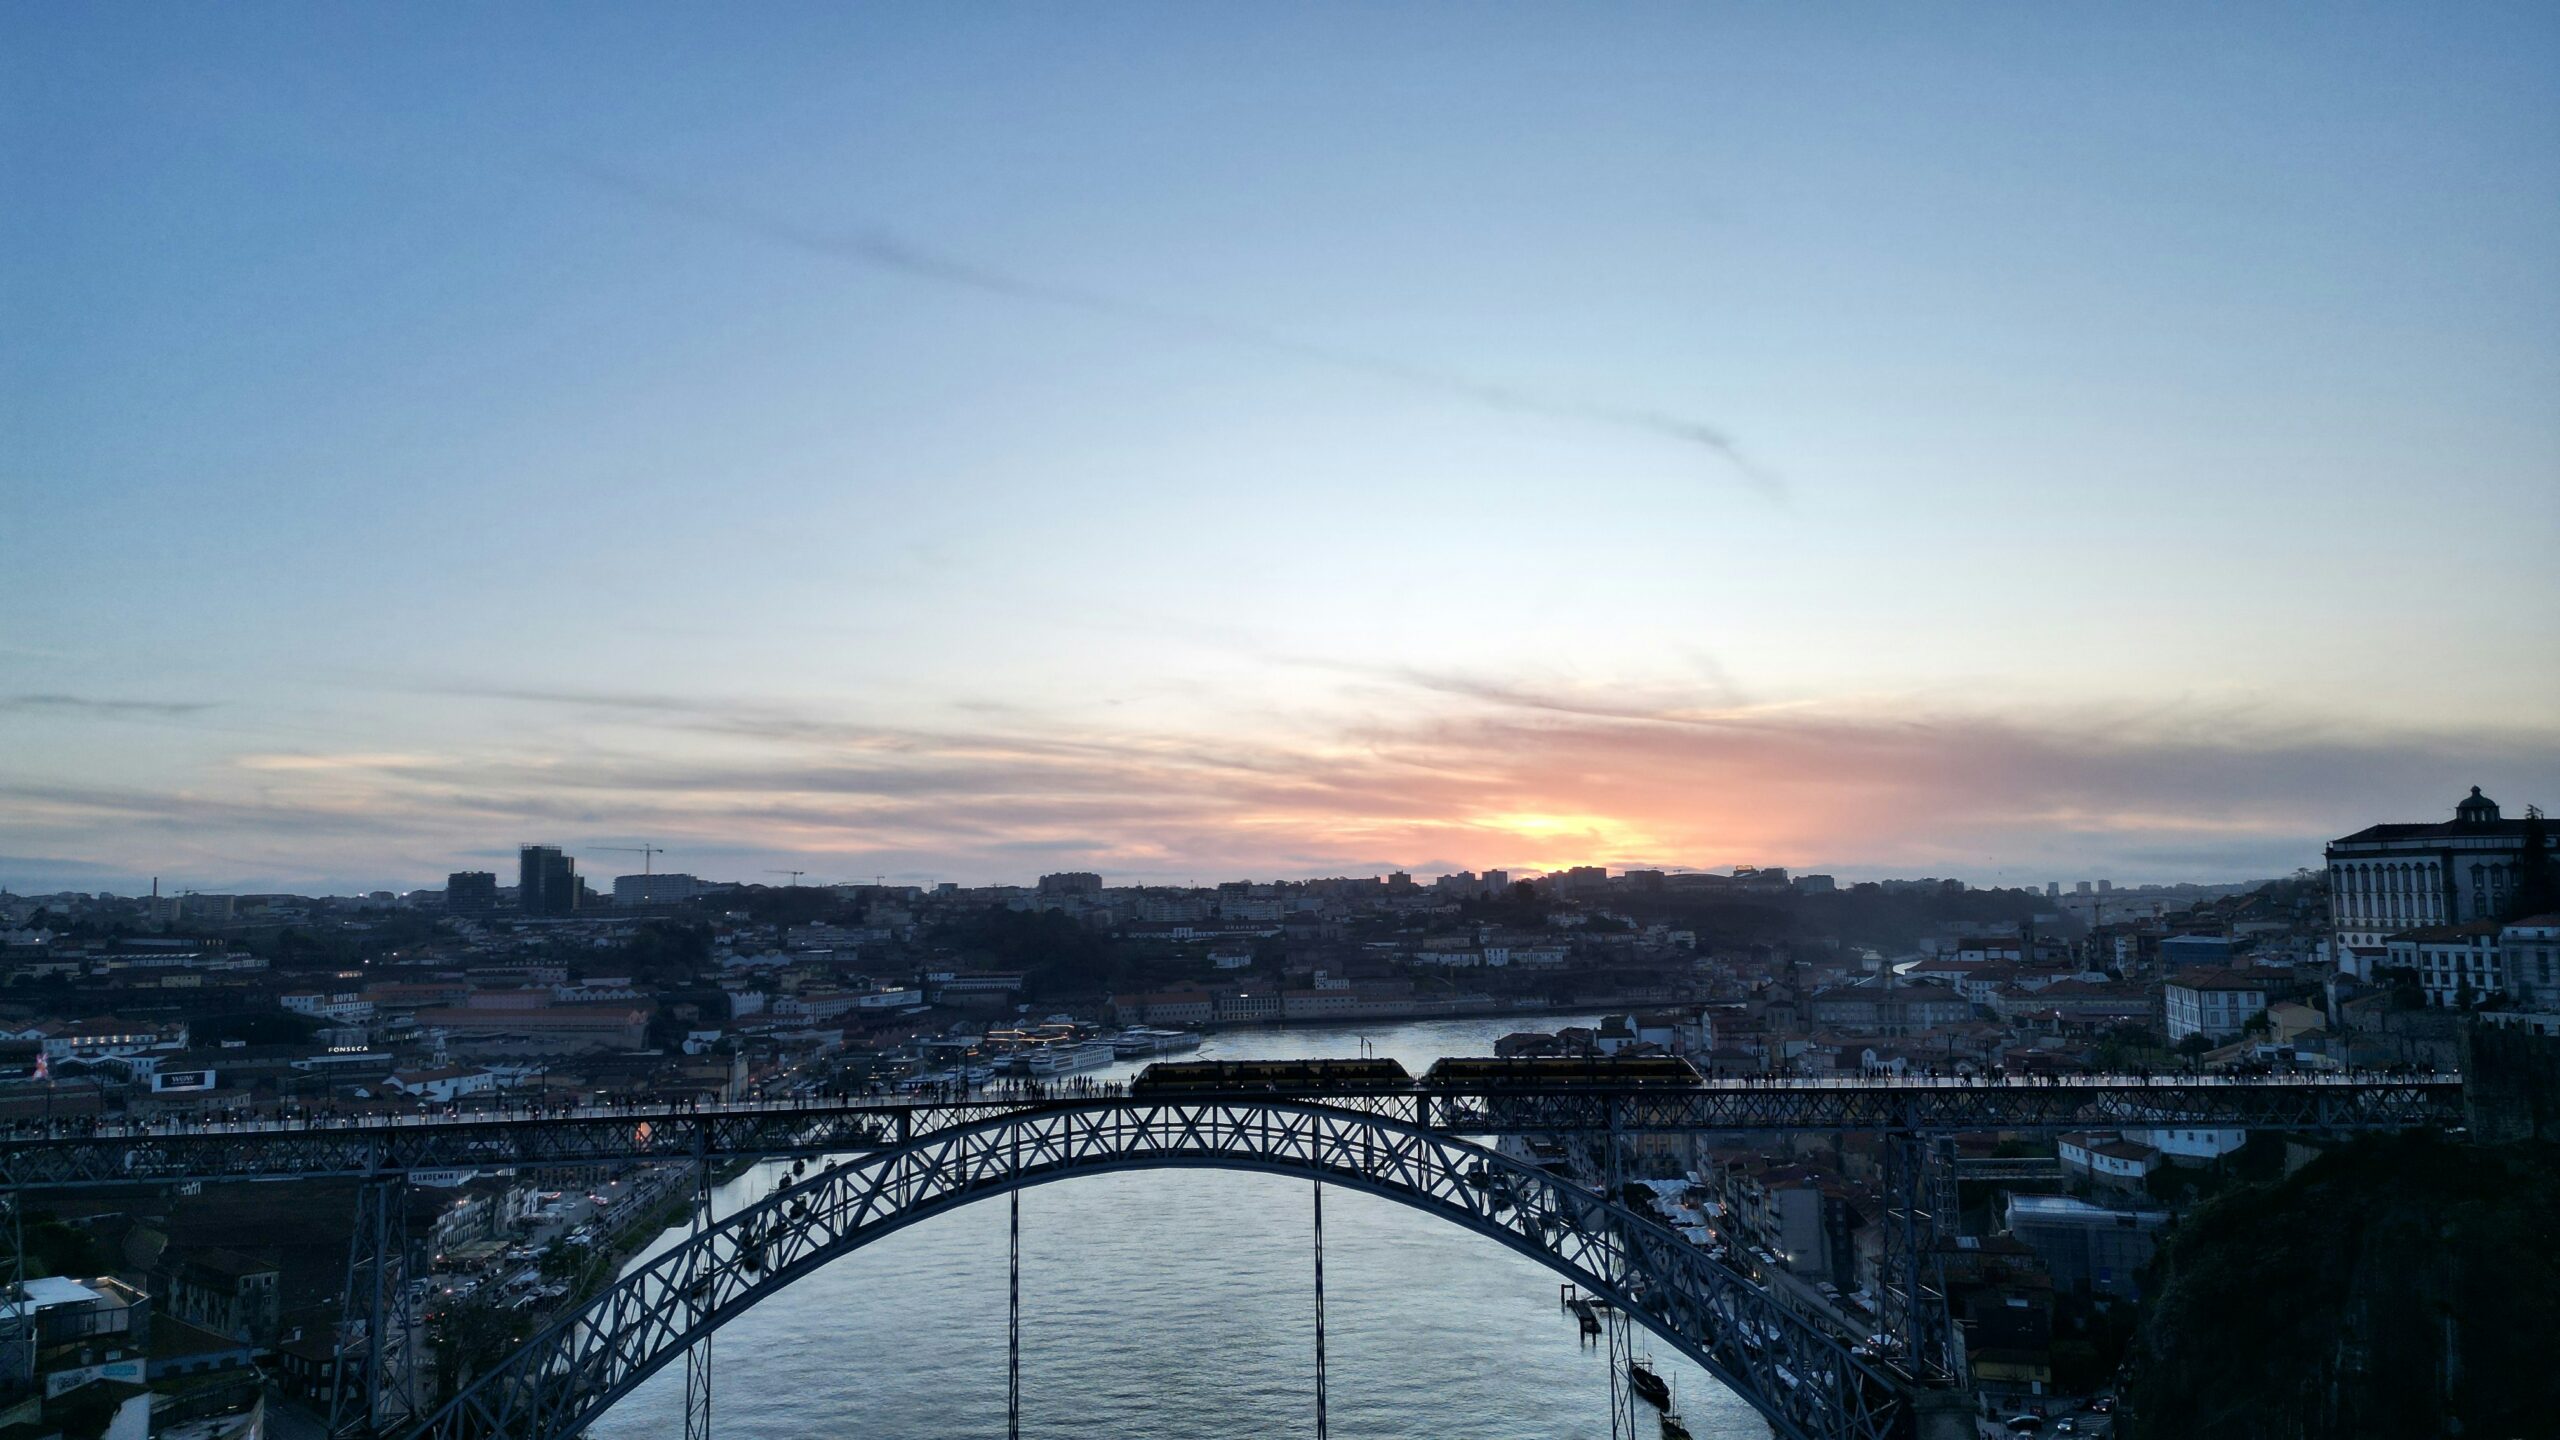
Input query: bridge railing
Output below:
<box><xmin>0</xmin><ymin>1076</ymin><xmax>2466</xmax><ymax>1189</ymax></box>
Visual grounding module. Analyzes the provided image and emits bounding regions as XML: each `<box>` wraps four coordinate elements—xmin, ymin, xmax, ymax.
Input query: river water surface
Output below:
<box><xmin>588</xmin><ymin>1016</ymin><xmax>1766</xmax><ymax>1440</ymax></box>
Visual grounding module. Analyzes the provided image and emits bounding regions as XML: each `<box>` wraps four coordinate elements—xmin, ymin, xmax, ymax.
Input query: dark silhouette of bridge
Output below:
<box><xmin>0</xmin><ymin>1072</ymin><xmax>2463</xmax><ymax>1440</ymax></box>
<box><xmin>0</xmin><ymin>1072</ymin><xmax>2458</xmax><ymax>1187</ymax></box>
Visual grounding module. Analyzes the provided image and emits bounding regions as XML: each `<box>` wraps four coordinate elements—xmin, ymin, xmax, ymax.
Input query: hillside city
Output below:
<box><xmin>1</xmin><ymin>786</ymin><xmax>2551</xmax><ymax>1439</ymax></box>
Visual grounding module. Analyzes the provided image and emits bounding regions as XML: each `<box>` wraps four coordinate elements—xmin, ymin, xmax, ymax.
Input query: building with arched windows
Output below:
<box><xmin>2326</xmin><ymin>787</ymin><xmax>2554</xmax><ymax>949</ymax></box>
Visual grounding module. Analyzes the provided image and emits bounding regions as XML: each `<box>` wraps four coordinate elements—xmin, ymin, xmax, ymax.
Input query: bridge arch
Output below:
<box><xmin>408</xmin><ymin>1101</ymin><xmax>1909</xmax><ymax>1440</ymax></box>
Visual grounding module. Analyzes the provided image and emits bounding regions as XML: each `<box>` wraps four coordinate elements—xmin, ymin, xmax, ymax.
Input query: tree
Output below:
<box><xmin>929</xmin><ymin>907</ymin><xmax>1117</xmax><ymax>999</ymax></box>
<box><xmin>2372</xmin><ymin>962</ymin><xmax>2426</xmax><ymax>1010</ymax></box>
<box><xmin>726</xmin><ymin>885</ymin><xmax>851</xmax><ymax>928</ymax></box>
<box><xmin>537</xmin><ymin>1240</ymin><xmax>590</xmax><ymax>1282</ymax></box>
<box><xmin>24</xmin><ymin>1210</ymin><xmax>103</xmax><ymax>1278</ymax></box>
<box><xmin>2508</xmin><ymin>807</ymin><xmax>2558</xmax><ymax>921</ymax></box>
<box><xmin>2143</xmin><ymin>1164</ymin><xmax>2194</xmax><ymax>1204</ymax></box>
<box><xmin>431</xmin><ymin>1298</ymin><xmax>534</xmax><ymax>1402</ymax></box>
<box><xmin>2127</xmin><ymin>1134</ymin><xmax>2560</xmax><ymax>1440</ymax></box>
<box><xmin>2093</xmin><ymin>1021</ymin><xmax>2166</xmax><ymax>1072</ymax></box>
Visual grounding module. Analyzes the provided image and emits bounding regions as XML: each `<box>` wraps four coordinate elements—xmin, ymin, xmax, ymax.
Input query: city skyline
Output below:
<box><xmin>9</xmin><ymin>5</ymin><xmax>2558</xmax><ymax>895</ymax></box>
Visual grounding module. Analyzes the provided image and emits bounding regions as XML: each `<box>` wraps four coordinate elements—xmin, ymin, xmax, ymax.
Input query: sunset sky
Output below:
<box><xmin>7</xmin><ymin>4</ymin><xmax>2556</xmax><ymax>894</ymax></box>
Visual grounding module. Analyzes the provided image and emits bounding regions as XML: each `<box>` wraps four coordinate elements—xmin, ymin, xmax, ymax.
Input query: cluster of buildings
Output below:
<box><xmin>0</xmin><ymin>788</ymin><xmax>2546</xmax><ymax>1431</ymax></box>
<box><xmin>1482</xmin><ymin>787</ymin><xmax>2549</xmax><ymax>1417</ymax></box>
<box><xmin>2320</xmin><ymin>789</ymin><xmax>2560</xmax><ymax>1033</ymax></box>
<box><xmin>0</xmin><ymin>1192</ymin><xmax>349</xmax><ymax>1440</ymax></box>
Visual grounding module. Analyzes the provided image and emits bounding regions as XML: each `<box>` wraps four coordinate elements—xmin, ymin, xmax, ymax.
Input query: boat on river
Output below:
<box><xmin>1628</xmin><ymin>1359</ymin><xmax>1670</xmax><ymax>1408</ymax></box>
<box><xmin>1022</xmin><ymin>1041</ymin><xmax>1117</xmax><ymax>1076</ymax></box>
<box><xmin>1112</xmin><ymin>1027</ymin><xmax>1204</xmax><ymax>1059</ymax></box>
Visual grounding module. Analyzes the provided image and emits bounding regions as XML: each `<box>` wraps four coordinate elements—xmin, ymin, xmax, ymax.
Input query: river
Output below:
<box><xmin>587</xmin><ymin>1015</ymin><xmax>1768</xmax><ymax>1440</ymax></box>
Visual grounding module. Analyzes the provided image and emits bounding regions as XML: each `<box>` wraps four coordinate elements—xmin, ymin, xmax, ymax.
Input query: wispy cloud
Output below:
<box><xmin>234</xmin><ymin>753</ymin><xmax>442</xmax><ymax>773</ymax></box>
<box><xmin>8</xmin><ymin>674</ymin><xmax>2551</xmax><ymax>893</ymax></box>
<box><xmin>563</xmin><ymin>160</ymin><xmax>1785</xmax><ymax>501</ymax></box>
<box><xmin>0</xmin><ymin>693</ymin><xmax>216</xmax><ymax>719</ymax></box>
<box><xmin>1291</xmin><ymin>656</ymin><xmax>1758</xmax><ymax>727</ymax></box>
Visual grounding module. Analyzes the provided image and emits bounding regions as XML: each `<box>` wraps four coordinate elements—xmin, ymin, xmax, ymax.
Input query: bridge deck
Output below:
<box><xmin>0</xmin><ymin>1073</ymin><xmax>2463</xmax><ymax>1189</ymax></box>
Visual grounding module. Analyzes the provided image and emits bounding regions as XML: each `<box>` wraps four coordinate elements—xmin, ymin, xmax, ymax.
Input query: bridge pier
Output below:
<box><xmin>1879</xmin><ymin>1132</ymin><xmax>1958</xmax><ymax>1381</ymax></box>
<box><xmin>1310</xmin><ymin>1180</ymin><xmax>1327</xmax><ymax>1440</ymax></box>
<box><xmin>1</xmin><ymin>1187</ymin><xmax>33</xmax><ymax>1397</ymax></box>
<box><xmin>684</xmin><ymin>1155</ymin><xmax>713</xmax><ymax>1440</ymax></box>
<box><xmin>328</xmin><ymin>1176</ymin><xmax>418</xmax><ymax>1438</ymax></box>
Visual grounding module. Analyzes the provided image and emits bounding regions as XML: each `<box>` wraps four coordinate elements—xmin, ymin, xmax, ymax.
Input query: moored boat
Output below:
<box><xmin>1111</xmin><ymin>1027</ymin><xmax>1206</xmax><ymax>1059</ymax></box>
<box><xmin>1628</xmin><ymin>1359</ymin><xmax>1670</xmax><ymax>1408</ymax></box>
<box><xmin>1024</xmin><ymin>1041</ymin><xmax>1117</xmax><ymax>1075</ymax></box>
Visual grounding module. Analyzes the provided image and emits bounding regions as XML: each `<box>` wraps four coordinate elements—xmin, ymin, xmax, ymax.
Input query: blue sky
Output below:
<box><xmin>5</xmin><ymin>4</ymin><xmax>2556</xmax><ymax>893</ymax></box>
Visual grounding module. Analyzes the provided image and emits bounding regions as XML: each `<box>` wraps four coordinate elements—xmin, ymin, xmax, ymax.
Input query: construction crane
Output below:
<box><xmin>767</xmin><ymin>869</ymin><xmax>807</xmax><ymax>887</ymax></box>
<box><xmin>595</xmin><ymin>844</ymin><xmax>665</xmax><ymax>875</ymax></box>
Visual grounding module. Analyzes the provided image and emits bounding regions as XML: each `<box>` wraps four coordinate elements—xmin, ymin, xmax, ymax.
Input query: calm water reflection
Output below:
<box><xmin>589</xmin><ymin>1016</ymin><xmax>1769</xmax><ymax>1440</ymax></box>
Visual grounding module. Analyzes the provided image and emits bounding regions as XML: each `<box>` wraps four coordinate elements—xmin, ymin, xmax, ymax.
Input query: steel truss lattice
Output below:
<box><xmin>331</xmin><ymin>1176</ymin><xmax>419</xmax><ymax>1437</ymax></box>
<box><xmin>401</xmin><ymin>1102</ymin><xmax>1920</xmax><ymax>1440</ymax></box>
<box><xmin>0</xmin><ymin>1186</ymin><xmax>31</xmax><ymax>1401</ymax></box>
<box><xmin>1878</xmin><ymin>1132</ymin><xmax>1961</xmax><ymax>1381</ymax></box>
<box><xmin>0</xmin><ymin>1076</ymin><xmax>2462</xmax><ymax>1190</ymax></box>
<box><xmin>682</xmin><ymin>1154</ymin><xmax>713</xmax><ymax>1440</ymax></box>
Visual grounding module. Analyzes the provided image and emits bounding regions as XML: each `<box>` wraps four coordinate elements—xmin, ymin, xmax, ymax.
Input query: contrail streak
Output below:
<box><xmin>565</xmin><ymin>160</ymin><xmax>1785</xmax><ymax>500</ymax></box>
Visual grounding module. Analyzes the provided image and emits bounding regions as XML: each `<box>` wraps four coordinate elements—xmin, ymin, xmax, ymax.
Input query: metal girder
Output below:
<box><xmin>1878</xmin><ymin>1133</ymin><xmax>1959</xmax><ymax>1381</ymax></box>
<box><xmin>1603</xmin><ymin>1301</ymin><xmax>1639</xmax><ymax>1440</ymax></box>
<box><xmin>400</xmin><ymin>1102</ymin><xmax>1913</xmax><ymax>1440</ymax></box>
<box><xmin>682</xmin><ymin>1152</ymin><xmax>713</xmax><ymax>1440</ymax></box>
<box><xmin>0</xmin><ymin>1186</ymin><xmax>31</xmax><ymax>1401</ymax></box>
<box><xmin>1006</xmin><ymin>1184</ymin><xmax>1021</xmax><ymax>1440</ymax></box>
<box><xmin>0</xmin><ymin>1076</ymin><xmax>2462</xmax><ymax>1189</ymax></box>
<box><xmin>1439</xmin><ymin>1075</ymin><xmax>2465</xmax><ymax>1137</ymax></box>
<box><xmin>1309</xmin><ymin>1180</ymin><xmax>1327</xmax><ymax>1440</ymax></box>
<box><xmin>330</xmin><ymin>1176</ymin><xmax>419</xmax><ymax>1437</ymax></box>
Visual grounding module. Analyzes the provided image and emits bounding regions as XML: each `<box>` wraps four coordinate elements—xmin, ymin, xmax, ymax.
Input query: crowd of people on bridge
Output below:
<box><xmin>0</xmin><ymin>1060</ymin><xmax>2450</xmax><ymax>1144</ymax></box>
<box><xmin>0</xmin><ymin>1076</ymin><xmax>1143</xmax><ymax>1140</ymax></box>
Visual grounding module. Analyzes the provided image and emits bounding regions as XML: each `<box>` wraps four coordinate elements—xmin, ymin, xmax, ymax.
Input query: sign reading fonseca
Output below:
<box><xmin>151</xmin><ymin>1069</ymin><xmax>215</xmax><ymax>1093</ymax></box>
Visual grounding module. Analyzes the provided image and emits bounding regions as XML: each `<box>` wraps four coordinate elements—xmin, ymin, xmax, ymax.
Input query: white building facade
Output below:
<box><xmin>2163</xmin><ymin>973</ymin><xmax>2268</xmax><ymax>1042</ymax></box>
<box><xmin>2127</xmin><ymin>1126</ymin><xmax>2247</xmax><ymax>1162</ymax></box>
<box><xmin>2387</xmin><ymin>922</ymin><xmax>2507</xmax><ymax>1008</ymax></box>
<box><xmin>2326</xmin><ymin>788</ymin><xmax>2555</xmax><ymax>948</ymax></box>
<box><xmin>2502</xmin><ymin>917</ymin><xmax>2560</xmax><ymax>1006</ymax></box>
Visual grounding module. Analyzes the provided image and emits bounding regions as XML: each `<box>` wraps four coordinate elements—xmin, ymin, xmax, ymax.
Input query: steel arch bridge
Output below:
<box><xmin>404</xmin><ymin>1100</ymin><xmax>1932</xmax><ymax>1440</ymax></box>
<box><xmin>0</xmin><ymin>1074</ymin><xmax>2456</xmax><ymax>1438</ymax></box>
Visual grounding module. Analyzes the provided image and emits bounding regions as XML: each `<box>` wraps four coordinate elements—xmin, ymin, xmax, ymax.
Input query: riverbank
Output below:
<box><xmin>559</xmin><ymin>1163</ymin><xmax>703</xmax><ymax>1305</ymax></box>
